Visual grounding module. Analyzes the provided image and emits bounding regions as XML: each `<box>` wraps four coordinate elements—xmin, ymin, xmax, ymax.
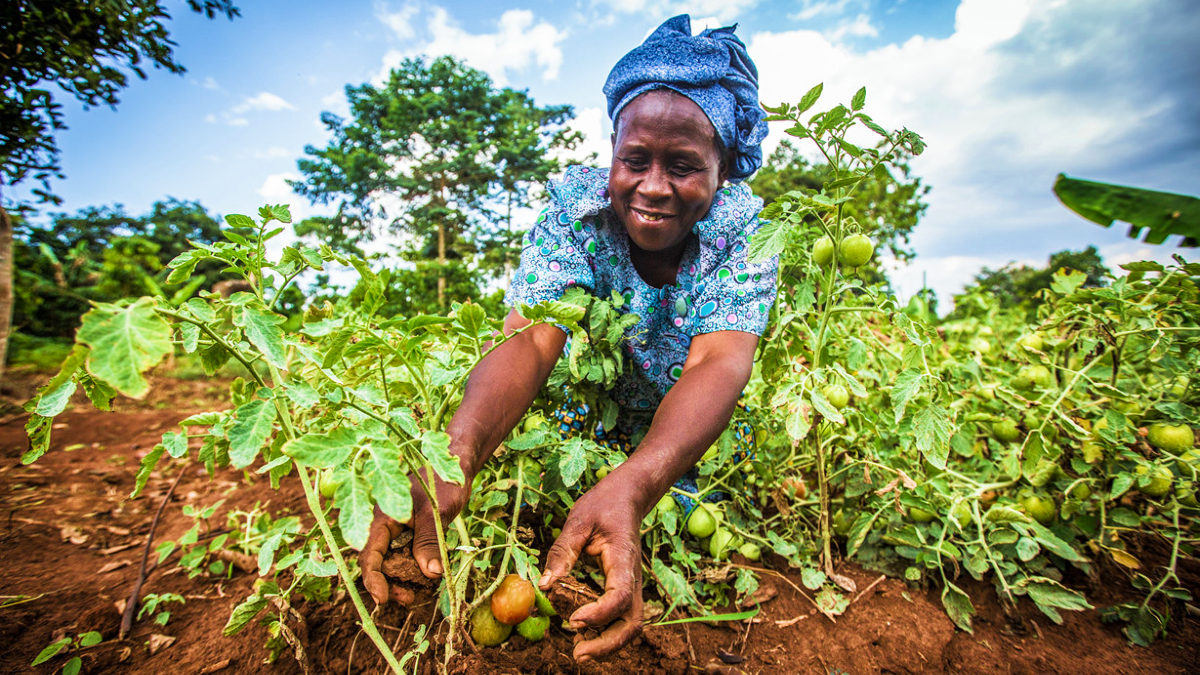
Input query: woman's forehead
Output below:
<box><xmin>615</xmin><ymin>89</ymin><xmax>718</xmax><ymax>144</ymax></box>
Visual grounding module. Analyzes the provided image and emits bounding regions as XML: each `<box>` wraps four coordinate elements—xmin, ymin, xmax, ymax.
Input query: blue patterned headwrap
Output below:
<box><xmin>604</xmin><ymin>15</ymin><xmax>768</xmax><ymax>183</ymax></box>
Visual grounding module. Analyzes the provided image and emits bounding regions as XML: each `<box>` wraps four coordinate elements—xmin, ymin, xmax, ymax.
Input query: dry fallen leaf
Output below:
<box><xmin>147</xmin><ymin>633</ymin><xmax>176</xmax><ymax>655</ymax></box>
<box><xmin>60</xmin><ymin>525</ymin><xmax>88</xmax><ymax>545</ymax></box>
<box><xmin>830</xmin><ymin>572</ymin><xmax>857</xmax><ymax>593</ymax></box>
<box><xmin>198</xmin><ymin>658</ymin><xmax>232</xmax><ymax>674</ymax></box>
<box><xmin>98</xmin><ymin>560</ymin><xmax>132</xmax><ymax>574</ymax></box>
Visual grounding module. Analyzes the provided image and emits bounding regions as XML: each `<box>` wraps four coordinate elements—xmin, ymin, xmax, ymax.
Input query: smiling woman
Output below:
<box><xmin>359</xmin><ymin>13</ymin><xmax>776</xmax><ymax>664</ymax></box>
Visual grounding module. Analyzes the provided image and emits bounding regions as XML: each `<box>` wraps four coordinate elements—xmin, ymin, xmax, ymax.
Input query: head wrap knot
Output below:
<box><xmin>603</xmin><ymin>15</ymin><xmax>769</xmax><ymax>183</ymax></box>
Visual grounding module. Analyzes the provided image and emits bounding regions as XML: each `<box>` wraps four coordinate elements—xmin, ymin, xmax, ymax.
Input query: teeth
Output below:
<box><xmin>638</xmin><ymin>211</ymin><xmax>663</xmax><ymax>221</ymax></box>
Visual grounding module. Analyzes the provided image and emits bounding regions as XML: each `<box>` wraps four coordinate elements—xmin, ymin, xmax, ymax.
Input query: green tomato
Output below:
<box><xmin>522</xmin><ymin>413</ymin><xmax>548</xmax><ymax>434</ymax></box>
<box><xmin>838</xmin><ymin>234</ymin><xmax>875</xmax><ymax>268</ymax></box>
<box><xmin>1016</xmin><ymin>333</ymin><xmax>1044</xmax><ymax>352</ymax></box>
<box><xmin>831</xmin><ymin>508</ymin><xmax>853</xmax><ymax>535</ymax></box>
<box><xmin>709</xmin><ymin>528</ymin><xmax>738</xmax><ymax>561</ymax></box>
<box><xmin>738</xmin><ymin>542</ymin><xmax>761</xmax><ymax>561</ymax></box>
<box><xmin>516</xmin><ymin>614</ymin><xmax>550</xmax><ymax>642</ymax></box>
<box><xmin>702</xmin><ymin>444</ymin><xmax>718</xmax><ymax>462</ymax></box>
<box><xmin>1136</xmin><ymin>464</ymin><xmax>1173</xmax><ymax>498</ymax></box>
<box><xmin>595</xmin><ymin>465</ymin><xmax>610</xmax><ymax>480</ymax></box>
<box><xmin>969</xmin><ymin>337</ymin><xmax>992</xmax><ymax>354</ymax></box>
<box><xmin>1022</xmin><ymin>495</ymin><xmax>1056</xmax><ymax>524</ymax></box>
<box><xmin>1015</xmin><ymin>365</ymin><xmax>1053</xmax><ymax>390</ymax></box>
<box><xmin>687</xmin><ymin>504</ymin><xmax>717</xmax><ymax>539</ymax></box>
<box><xmin>656</xmin><ymin>495</ymin><xmax>677</xmax><ymax>513</ymax></box>
<box><xmin>1170</xmin><ymin>376</ymin><xmax>1189</xmax><ymax>398</ymax></box>
<box><xmin>821</xmin><ymin>383</ymin><xmax>850</xmax><ymax>410</ymax></box>
<box><xmin>977</xmin><ymin>383</ymin><xmax>998</xmax><ymax>400</ymax></box>
<box><xmin>471</xmin><ymin>605</ymin><xmax>512</xmax><ymax>647</ymax></box>
<box><xmin>1176</xmin><ymin>481</ymin><xmax>1198</xmax><ymax>508</ymax></box>
<box><xmin>992</xmin><ymin>418</ymin><xmax>1021</xmax><ymax>443</ymax></box>
<box><xmin>1176</xmin><ymin>450</ymin><xmax>1200</xmax><ymax>477</ymax></box>
<box><xmin>908</xmin><ymin>506</ymin><xmax>936</xmax><ymax>523</ymax></box>
<box><xmin>1147</xmin><ymin>423</ymin><xmax>1195</xmax><ymax>454</ymax></box>
<box><xmin>1070</xmin><ymin>482</ymin><xmax>1092</xmax><ymax>500</ymax></box>
<box><xmin>812</xmin><ymin>236</ymin><xmax>835</xmax><ymax>267</ymax></box>
<box><xmin>949</xmin><ymin>502</ymin><xmax>971</xmax><ymax>528</ymax></box>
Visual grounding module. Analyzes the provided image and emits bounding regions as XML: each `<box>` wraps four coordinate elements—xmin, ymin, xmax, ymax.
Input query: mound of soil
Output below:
<box><xmin>1</xmin><ymin>403</ymin><xmax>1196</xmax><ymax>674</ymax></box>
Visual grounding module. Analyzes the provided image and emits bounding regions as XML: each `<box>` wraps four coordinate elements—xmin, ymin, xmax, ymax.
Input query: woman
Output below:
<box><xmin>360</xmin><ymin>15</ymin><xmax>775</xmax><ymax>663</ymax></box>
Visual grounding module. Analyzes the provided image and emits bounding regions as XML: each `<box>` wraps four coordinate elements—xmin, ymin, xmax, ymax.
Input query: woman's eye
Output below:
<box><xmin>620</xmin><ymin>157</ymin><xmax>647</xmax><ymax>170</ymax></box>
<box><xmin>671</xmin><ymin>165</ymin><xmax>697</xmax><ymax>176</ymax></box>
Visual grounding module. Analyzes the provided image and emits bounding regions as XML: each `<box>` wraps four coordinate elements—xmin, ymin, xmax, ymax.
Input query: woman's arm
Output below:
<box><xmin>538</xmin><ymin>329</ymin><xmax>759</xmax><ymax>662</ymax></box>
<box><xmin>360</xmin><ymin>308</ymin><xmax>566</xmax><ymax>601</ymax></box>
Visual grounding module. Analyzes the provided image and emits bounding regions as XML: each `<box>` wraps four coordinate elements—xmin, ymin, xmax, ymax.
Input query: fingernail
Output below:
<box><xmin>538</xmin><ymin>573</ymin><xmax>551</xmax><ymax>587</ymax></box>
<box><xmin>428</xmin><ymin>560</ymin><xmax>443</xmax><ymax>575</ymax></box>
<box><xmin>569</xmin><ymin>620</ymin><xmax>586</xmax><ymax>630</ymax></box>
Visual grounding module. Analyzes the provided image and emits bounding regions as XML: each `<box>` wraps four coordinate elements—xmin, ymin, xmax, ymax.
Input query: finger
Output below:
<box><xmin>569</xmin><ymin>545</ymin><xmax>639</xmax><ymax>628</ymax></box>
<box><xmin>573</xmin><ymin>617</ymin><xmax>643</xmax><ymax>663</ymax></box>
<box><xmin>411</xmin><ymin>504</ymin><xmax>444</xmax><ymax>578</ymax></box>
<box><xmin>389</xmin><ymin>586</ymin><xmax>416</xmax><ymax>606</ymax></box>
<box><xmin>360</xmin><ymin>515</ymin><xmax>398</xmax><ymax>606</ymax></box>
<box><xmin>539</xmin><ymin>522</ymin><xmax>591</xmax><ymax>590</ymax></box>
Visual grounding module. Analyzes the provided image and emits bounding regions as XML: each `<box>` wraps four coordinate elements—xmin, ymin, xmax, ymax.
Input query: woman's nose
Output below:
<box><xmin>637</xmin><ymin>165</ymin><xmax>671</xmax><ymax>201</ymax></box>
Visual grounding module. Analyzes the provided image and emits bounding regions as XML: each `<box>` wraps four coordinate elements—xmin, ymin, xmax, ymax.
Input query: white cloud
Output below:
<box><xmin>226</xmin><ymin>117</ymin><xmax>249</xmax><ymax>127</ymax></box>
<box><xmin>790</xmin><ymin>0</ymin><xmax>859</xmax><ymax>22</ymax></box>
<box><xmin>204</xmin><ymin>113</ymin><xmax>217</xmax><ymax>124</ymax></box>
<box><xmin>824</xmin><ymin>13</ymin><xmax>878</xmax><ymax>41</ymax></box>
<box><xmin>253</xmin><ymin>147</ymin><xmax>293</xmax><ymax>160</ymax></box>
<box><xmin>747</xmin><ymin>0</ymin><xmax>1200</xmax><ymax>311</ymax></box>
<box><xmin>590</xmin><ymin>0</ymin><xmax>760</xmax><ymax>24</ymax></box>
<box><xmin>233</xmin><ymin>92</ymin><xmax>296</xmax><ymax>113</ymax></box>
<box><xmin>559</xmin><ymin>107</ymin><xmax>610</xmax><ymax>166</ymax></box>
<box><xmin>377</xmin><ymin>6</ymin><xmax>566</xmax><ymax>86</ymax></box>
<box><xmin>375</xmin><ymin>0</ymin><xmax>418</xmax><ymax>40</ymax></box>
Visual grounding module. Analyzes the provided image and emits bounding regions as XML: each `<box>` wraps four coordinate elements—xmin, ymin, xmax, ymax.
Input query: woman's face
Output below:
<box><xmin>609</xmin><ymin>90</ymin><xmax>728</xmax><ymax>257</ymax></box>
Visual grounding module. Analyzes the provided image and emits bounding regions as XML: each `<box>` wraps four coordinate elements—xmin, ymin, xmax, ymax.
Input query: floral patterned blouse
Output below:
<box><xmin>506</xmin><ymin>165</ymin><xmax>779</xmax><ymax>425</ymax></box>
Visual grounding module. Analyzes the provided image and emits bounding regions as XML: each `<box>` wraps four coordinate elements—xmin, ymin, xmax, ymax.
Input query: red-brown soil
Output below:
<box><xmin>1</xmin><ymin>380</ymin><xmax>1197</xmax><ymax>675</ymax></box>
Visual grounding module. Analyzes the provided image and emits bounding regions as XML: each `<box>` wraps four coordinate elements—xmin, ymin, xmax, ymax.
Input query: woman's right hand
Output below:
<box><xmin>359</xmin><ymin>471</ymin><xmax>472</xmax><ymax>607</ymax></box>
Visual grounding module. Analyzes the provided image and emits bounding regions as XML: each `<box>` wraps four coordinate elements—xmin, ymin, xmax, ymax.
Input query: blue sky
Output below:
<box><xmin>13</xmin><ymin>0</ymin><xmax>1199</xmax><ymax>308</ymax></box>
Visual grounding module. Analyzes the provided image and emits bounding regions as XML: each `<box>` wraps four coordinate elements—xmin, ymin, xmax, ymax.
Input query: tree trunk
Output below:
<box><xmin>0</xmin><ymin>205</ymin><xmax>13</xmax><ymax>381</ymax></box>
<box><xmin>437</xmin><ymin>175</ymin><xmax>447</xmax><ymax>307</ymax></box>
<box><xmin>437</xmin><ymin>221</ymin><xmax>446</xmax><ymax>307</ymax></box>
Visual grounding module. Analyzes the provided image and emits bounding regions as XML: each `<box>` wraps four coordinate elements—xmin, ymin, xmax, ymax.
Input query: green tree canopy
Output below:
<box><xmin>290</xmin><ymin>55</ymin><xmax>581</xmax><ymax>306</ymax></box>
<box><xmin>14</xmin><ymin>199</ymin><xmax>232</xmax><ymax>337</ymax></box>
<box><xmin>1</xmin><ymin>0</ymin><xmax>239</xmax><ymax>199</ymax></box>
<box><xmin>951</xmin><ymin>246</ymin><xmax>1111</xmax><ymax>320</ymax></box>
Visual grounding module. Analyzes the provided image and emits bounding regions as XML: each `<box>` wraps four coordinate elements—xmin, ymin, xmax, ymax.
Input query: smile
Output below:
<box><xmin>632</xmin><ymin>207</ymin><xmax>672</xmax><ymax>223</ymax></box>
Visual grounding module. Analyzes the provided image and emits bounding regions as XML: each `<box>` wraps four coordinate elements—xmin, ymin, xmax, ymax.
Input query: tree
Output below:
<box><xmin>951</xmin><ymin>246</ymin><xmax>1111</xmax><ymax>319</ymax></box>
<box><xmin>290</xmin><ymin>56</ymin><xmax>581</xmax><ymax>306</ymax></box>
<box><xmin>0</xmin><ymin>0</ymin><xmax>239</xmax><ymax>375</ymax></box>
<box><xmin>749</xmin><ymin>140</ymin><xmax>930</xmax><ymax>266</ymax></box>
<box><xmin>13</xmin><ymin>199</ymin><xmax>230</xmax><ymax>339</ymax></box>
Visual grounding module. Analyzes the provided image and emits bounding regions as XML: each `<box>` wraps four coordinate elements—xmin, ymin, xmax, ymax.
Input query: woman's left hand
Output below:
<box><xmin>539</xmin><ymin>474</ymin><xmax>645</xmax><ymax>663</ymax></box>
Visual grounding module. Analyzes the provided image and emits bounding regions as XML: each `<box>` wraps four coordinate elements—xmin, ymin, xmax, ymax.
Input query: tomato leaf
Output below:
<box><xmin>891</xmin><ymin>369</ymin><xmax>922</xmax><ymax>424</ymax></box>
<box><xmin>557</xmin><ymin>437</ymin><xmax>589</xmax><ymax>488</ymax></box>
<box><xmin>233</xmin><ymin>303</ymin><xmax>288</xmax><ymax>370</ymax></box>
<box><xmin>941</xmin><ymin>583</ymin><xmax>976</xmax><ymax>633</ymax></box>
<box><xmin>337</xmin><ymin>473</ymin><xmax>374</xmax><ymax>550</ymax></box>
<box><xmin>227</xmin><ymin>399</ymin><xmax>277</xmax><ymax>468</ymax></box>
<box><xmin>282</xmin><ymin>428</ymin><xmax>358</xmax><ymax>468</ymax></box>
<box><xmin>132</xmin><ymin>443</ymin><xmax>167</xmax><ymax>498</ymax></box>
<box><xmin>162</xmin><ymin>431</ymin><xmax>188</xmax><ymax>459</ymax></box>
<box><xmin>77</xmin><ymin>298</ymin><xmax>174</xmax><ymax>398</ymax></box>
<box><xmin>365</xmin><ymin>456</ymin><xmax>413</xmax><ymax>524</ymax></box>
<box><xmin>913</xmin><ymin>403</ymin><xmax>953</xmax><ymax>469</ymax></box>
<box><xmin>223</xmin><ymin>588</ymin><xmax>271</xmax><ymax>637</ymax></box>
<box><xmin>1020</xmin><ymin>577</ymin><xmax>1092</xmax><ymax>625</ymax></box>
<box><xmin>421</xmin><ymin>431</ymin><xmax>464</xmax><ymax>485</ymax></box>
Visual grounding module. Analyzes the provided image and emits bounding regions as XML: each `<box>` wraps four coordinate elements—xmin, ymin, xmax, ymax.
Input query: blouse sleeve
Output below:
<box><xmin>505</xmin><ymin>166</ymin><xmax>607</xmax><ymax>308</ymax></box>
<box><xmin>688</xmin><ymin>186</ymin><xmax>779</xmax><ymax>337</ymax></box>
